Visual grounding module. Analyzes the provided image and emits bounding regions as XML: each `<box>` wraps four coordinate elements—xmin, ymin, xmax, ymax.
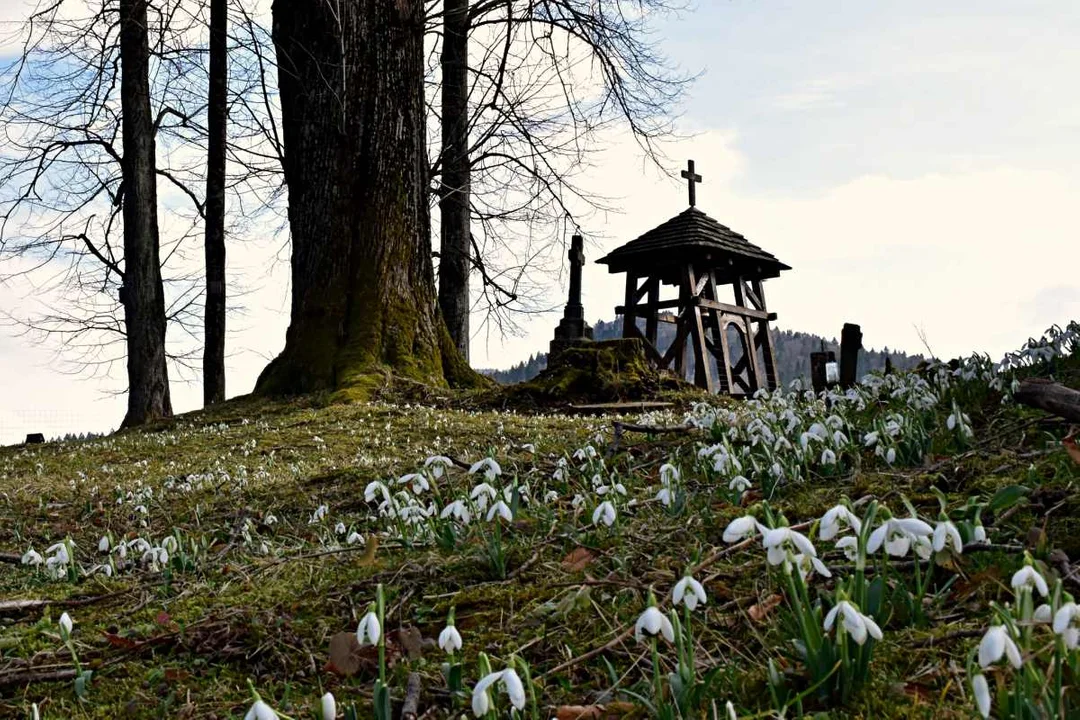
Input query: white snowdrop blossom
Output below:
<box><xmin>762</xmin><ymin>527</ymin><xmax>817</xmax><ymax>566</ymax></box>
<box><xmin>972</xmin><ymin>522</ymin><xmax>987</xmax><ymax>543</ymax></box>
<box><xmin>399</xmin><ymin>473</ymin><xmax>429</xmax><ymax>494</ymax></box>
<box><xmin>836</xmin><ymin>535</ymin><xmax>859</xmax><ymax>561</ymax></box>
<box><xmin>656</xmin><ymin>486</ymin><xmax>674</xmax><ymax>507</ymax></box>
<box><xmin>823</xmin><ymin>600</ymin><xmax>882</xmax><ymax>646</ymax></box>
<box><xmin>885</xmin><ymin>447</ymin><xmax>897</xmax><ymax>464</ymax></box>
<box><xmin>356</xmin><ymin>610</ymin><xmax>381</xmax><ymax>646</ymax></box>
<box><xmin>820</xmin><ymin>448</ymin><xmax>837</xmax><ymax>466</ymax></box>
<box><xmin>244</xmin><ymin>700</ymin><xmax>279</xmax><ymax>720</ymax></box>
<box><xmin>21</xmin><ymin>548</ymin><xmax>43</xmax><ymax>565</ymax></box>
<box><xmin>346</xmin><ymin>531</ymin><xmax>365</xmax><ymax>545</ymax></box>
<box><xmin>819</xmin><ymin>505</ymin><xmax>862</xmax><ymax>541</ymax></box>
<box><xmin>440</xmin><ymin>499</ymin><xmax>472</xmax><ymax>524</ymax></box>
<box><xmin>438</xmin><ymin>625</ymin><xmax>463</xmax><ymax>654</ymax></box>
<box><xmin>863</xmin><ymin>431</ymin><xmax>879</xmax><ymax>448</ymax></box>
<box><xmin>932</xmin><ymin>520</ymin><xmax>963</xmax><ymax>554</ymax></box>
<box><xmin>659</xmin><ymin>463</ymin><xmax>679</xmax><ymax>485</ymax></box>
<box><xmin>321</xmin><ymin>692</ymin><xmax>337</xmax><ymax>720</ymax></box>
<box><xmin>472</xmin><ymin>668</ymin><xmax>526</xmax><ymax>717</ymax></box>
<box><xmin>723</xmin><ymin>515</ymin><xmax>762</xmax><ymax>543</ymax></box>
<box><xmin>728</xmin><ymin>475</ymin><xmax>751</xmax><ymax>492</ymax></box>
<box><xmin>791</xmin><ymin>553</ymin><xmax>831</xmax><ymax>580</ymax></box>
<box><xmin>1011</xmin><ymin>565</ymin><xmax>1049</xmax><ymax>597</ymax></box>
<box><xmin>335</xmin><ymin>522</ymin><xmax>347</xmax><ymax>535</ymax></box>
<box><xmin>98</xmin><ymin>536</ymin><xmax>110</xmax><ymax>553</ymax></box>
<box><xmin>978</xmin><ymin>624</ymin><xmax>1022</xmax><ymax>669</ymax></box>
<box><xmin>470</xmin><ymin>482</ymin><xmax>498</xmax><ymax>510</ymax></box>
<box><xmin>469</xmin><ymin>458</ymin><xmax>502</xmax><ymax>482</ymax></box>
<box><xmin>592</xmin><ymin>501</ymin><xmax>616</xmax><ymax>527</ymax></box>
<box><xmin>424</xmin><ymin>455</ymin><xmax>454</xmax><ymax>479</ymax></box>
<box><xmin>972</xmin><ymin>674</ymin><xmax>991</xmax><ymax>718</ymax></box>
<box><xmin>309</xmin><ymin>504</ymin><xmax>329</xmax><ymax>523</ymax></box>
<box><xmin>867</xmin><ymin>517</ymin><xmax>933</xmax><ymax>557</ymax></box>
<box><xmin>486</xmin><ymin>500</ymin><xmax>513</xmax><ymax>523</ymax></box>
<box><xmin>635</xmin><ymin>605</ymin><xmax>675</xmax><ymax>643</ymax></box>
<box><xmin>672</xmin><ymin>575</ymin><xmax>707</xmax><ymax>611</ymax></box>
<box><xmin>58</xmin><ymin>611</ymin><xmax>74</xmax><ymax>637</ymax></box>
<box><xmin>1053</xmin><ymin>603</ymin><xmax>1080</xmax><ymax>648</ymax></box>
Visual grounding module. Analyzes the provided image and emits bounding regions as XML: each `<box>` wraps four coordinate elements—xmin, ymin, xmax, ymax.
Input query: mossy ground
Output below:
<box><xmin>1</xmin><ymin>354</ymin><xmax>1078</xmax><ymax>719</ymax></box>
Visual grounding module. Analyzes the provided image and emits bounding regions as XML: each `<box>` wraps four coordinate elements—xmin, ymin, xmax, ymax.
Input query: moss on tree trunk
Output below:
<box><xmin>257</xmin><ymin>0</ymin><xmax>483</xmax><ymax>400</ymax></box>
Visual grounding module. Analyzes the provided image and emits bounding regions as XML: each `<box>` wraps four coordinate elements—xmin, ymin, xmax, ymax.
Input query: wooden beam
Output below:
<box><xmin>705</xmin><ymin>270</ymin><xmax>733</xmax><ymax>394</ymax></box>
<box><xmin>645</xmin><ymin>278</ymin><xmax>659</xmax><ymax>348</ymax></box>
<box><xmin>685</xmin><ymin>265</ymin><xmax>715</xmax><ymax>393</ymax></box>
<box><xmin>621</xmin><ymin>273</ymin><xmax>638</xmax><ymax>339</ymax></box>
<box><xmin>1015</xmin><ymin>378</ymin><xmax>1080</xmax><ymax>422</ymax></box>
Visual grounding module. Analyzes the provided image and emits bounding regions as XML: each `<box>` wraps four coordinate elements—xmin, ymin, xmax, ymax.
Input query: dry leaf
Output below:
<box><xmin>327</xmin><ymin>632</ymin><xmax>364</xmax><ymax>676</ymax></box>
<box><xmin>387</xmin><ymin>626</ymin><xmax>424</xmax><ymax>659</ymax></box>
<box><xmin>1063</xmin><ymin>430</ymin><xmax>1080</xmax><ymax>465</ymax></box>
<box><xmin>748</xmin><ymin>594</ymin><xmax>782</xmax><ymax>623</ymax></box>
<box><xmin>562</xmin><ymin>547</ymin><xmax>595</xmax><ymax>573</ymax></box>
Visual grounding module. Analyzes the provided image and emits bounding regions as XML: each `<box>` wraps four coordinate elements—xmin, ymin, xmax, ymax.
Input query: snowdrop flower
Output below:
<box><xmin>655</xmin><ymin>486</ymin><xmax>674</xmax><ymax>507</ymax></box>
<box><xmin>469</xmin><ymin>482</ymin><xmax>498</xmax><ymax>510</ymax></box>
<box><xmin>672</xmin><ymin>575</ymin><xmax>707</xmax><ymax>611</ymax></box>
<box><xmin>335</xmin><ymin>522</ymin><xmax>347</xmax><ymax>535</ymax></box>
<box><xmin>573</xmin><ymin>445</ymin><xmax>597</xmax><ymax>462</ymax></box>
<box><xmin>978</xmin><ymin>624</ymin><xmax>1022</xmax><ymax>669</ymax></box>
<box><xmin>1011</xmin><ymin>565</ymin><xmax>1049</xmax><ymax>597</ymax></box>
<box><xmin>440</xmin><ymin>499</ymin><xmax>472</xmax><ymax>524</ymax></box>
<box><xmin>728</xmin><ymin>475</ymin><xmax>751</xmax><ymax>492</ymax></box>
<box><xmin>820</xmin><ymin>448</ymin><xmax>837</xmax><ymax>466</ymax></box>
<box><xmin>867</xmin><ymin>517</ymin><xmax>933</xmax><ymax>557</ymax></box>
<box><xmin>520</xmin><ymin>443</ymin><xmax>535</xmax><ymax>453</ymax></box>
<box><xmin>972</xmin><ymin>522</ymin><xmax>987</xmax><ymax>543</ymax></box>
<box><xmin>823</xmin><ymin>600</ymin><xmax>882</xmax><ymax>646</ymax></box>
<box><xmin>613</xmin><ymin>482</ymin><xmax>627</xmax><ymax>496</ymax></box>
<box><xmin>1053</xmin><ymin>603</ymin><xmax>1080</xmax><ymax>648</ymax></box>
<box><xmin>346</xmin><ymin>531</ymin><xmax>365</xmax><ymax>545</ymax></box>
<box><xmin>571</xmin><ymin>494</ymin><xmax>586</xmax><ymax>509</ymax></box>
<box><xmin>399</xmin><ymin>473</ymin><xmax>429</xmax><ymax>494</ymax></box>
<box><xmin>469</xmin><ymin>457</ymin><xmax>502</xmax><ymax>482</ymax></box>
<box><xmin>635</xmin><ymin>604</ymin><xmax>675</xmax><ymax>643</ymax></box>
<box><xmin>1034</xmin><ymin>604</ymin><xmax>1053</xmax><ymax>624</ymax></box>
<box><xmin>836</xmin><ymin>535</ymin><xmax>859</xmax><ymax>561</ymax></box>
<box><xmin>486</xmin><ymin>500</ymin><xmax>513</xmax><ymax>523</ymax></box>
<box><xmin>659</xmin><ymin>463</ymin><xmax>679</xmax><ymax>485</ymax></box>
<box><xmin>46</xmin><ymin>541</ymin><xmax>70</xmax><ymax>566</ymax></box>
<box><xmin>58</xmin><ymin>611</ymin><xmax>73</xmax><ymax>638</ymax></box>
<box><xmin>913</xmin><ymin>536</ymin><xmax>933</xmax><ymax>561</ymax></box>
<box><xmin>762</xmin><ymin>527</ymin><xmax>817</xmax><ymax>566</ymax></box>
<box><xmin>21</xmin><ymin>548</ymin><xmax>43</xmax><ymax>565</ymax></box>
<box><xmin>244</xmin><ymin>700</ymin><xmax>278</xmax><ymax>720</ymax></box>
<box><xmin>309</xmin><ymin>504</ymin><xmax>329</xmax><ymax>523</ymax></box>
<box><xmin>356</xmin><ymin>609</ymin><xmax>381</xmax><ymax>646</ymax></box>
<box><xmin>439</xmin><ymin>624</ymin><xmax>463</xmax><ymax>654</ymax></box>
<box><xmin>863</xmin><ymin>431</ymin><xmax>879</xmax><ymax>447</ymax></box>
<box><xmin>592</xmin><ymin>501</ymin><xmax>616</xmax><ymax>527</ymax></box>
<box><xmin>932</xmin><ymin>520</ymin><xmax>963</xmax><ymax>554</ymax></box>
<box><xmin>321</xmin><ymin>692</ymin><xmax>337</xmax><ymax>720</ymax></box>
<box><xmin>264</xmin><ymin>513</ymin><xmax>278</xmax><ymax>525</ymax></box>
<box><xmin>424</xmin><ymin>455</ymin><xmax>453</xmax><ymax>479</ymax></box>
<box><xmin>885</xmin><ymin>447</ymin><xmax>897</xmax><ymax>464</ymax></box>
<box><xmin>723</xmin><ymin>515</ymin><xmax>762</xmax><ymax>543</ymax></box>
<box><xmin>543</xmin><ymin>490</ymin><xmax>559</xmax><ymax>503</ymax></box>
<box><xmin>819</xmin><ymin>504</ymin><xmax>862</xmax><ymax>541</ymax></box>
<box><xmin>472</xmin><ymin>668</ymin><xmax>526</xmax><ymax>717</ymax></box>
<box><xmin>98</xmin><ymin>535</ymin><xmax>110</xmax><ymax>553</ymax></box>
<box><xmin>972</xmin><ymin>674</ymin><xmax>991</xmax><ymax>718</ymax></box>
<box><xmin>791</xmin><ymin>553</ymin><xmax>831</xmax><ymax>580</ymax></box>
<box><xmin>832</xmin><ymin>430</ymin><xmax>849</xmax><ymax>446</ymax></box>
<box><xmin>726</xmin><ymin>701</ymin><xmax>738</xmax><ymax>720</ymax></box>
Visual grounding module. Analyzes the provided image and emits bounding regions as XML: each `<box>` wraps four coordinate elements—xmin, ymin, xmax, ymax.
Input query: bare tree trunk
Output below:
<box><xmin>203</xmin><ymin>0</ymin><xmax>228</xmax><ymax>405</ymax></box>
<box><xmin>257</xmin><ymin>0</ymin><xmax>476</xmax><ymax>397</ymax></box>
<box><xmin>437</xmin><ymin>0</ymin><xmax>471</xmax><ymax>362</ymax></box>
<box><xmin>119</xmin><ymin>0</ymin><xmax>172</xmax><ymax>426</ymax></box>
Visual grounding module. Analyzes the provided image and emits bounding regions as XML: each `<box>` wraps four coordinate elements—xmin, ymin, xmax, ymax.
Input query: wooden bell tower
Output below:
<box><xmin>596</xmin><ymin>161</ymin><xmax>791</xmax><ymax>396</ymax></box>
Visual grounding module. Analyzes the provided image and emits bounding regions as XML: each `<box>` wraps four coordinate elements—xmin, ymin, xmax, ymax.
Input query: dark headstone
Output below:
<box><xmin>840</xmin><ymin>323</ymin><xmax>863</xmax><ymax>389</ymax></box>
<box><xmin>810</xmin><ymin>350</ymin><xmax>836</xmax><ymax>393</ymax></box>
<box><xmin>25</xmin><ymin>433</ymin><xmax>45</xmax><ymax>444</ymax></box>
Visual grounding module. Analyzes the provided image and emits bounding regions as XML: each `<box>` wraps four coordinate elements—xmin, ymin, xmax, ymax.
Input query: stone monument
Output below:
<box><xmin>549</xmin><ymin>234</ymin><xmax>594</xmax><ymax>361</ymax></box>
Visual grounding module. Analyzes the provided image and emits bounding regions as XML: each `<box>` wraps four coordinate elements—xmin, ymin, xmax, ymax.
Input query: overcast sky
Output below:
<box><xmin>2</xmin><ymin>0</ymin><xmax>1078</xmax><ymax>444</ymax></box>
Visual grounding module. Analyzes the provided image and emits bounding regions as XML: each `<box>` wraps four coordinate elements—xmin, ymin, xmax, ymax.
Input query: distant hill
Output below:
<box><xmin>480</xmin><ymin>318</ymin><xmax>923</xmax><ymax>386</ymax></box>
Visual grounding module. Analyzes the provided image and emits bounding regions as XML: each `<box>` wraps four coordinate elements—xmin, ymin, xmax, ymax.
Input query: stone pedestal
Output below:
<box><xmin>549</xmin><ymin>234</ymin><xmax>593</xmax><ymax>364</ymax></box>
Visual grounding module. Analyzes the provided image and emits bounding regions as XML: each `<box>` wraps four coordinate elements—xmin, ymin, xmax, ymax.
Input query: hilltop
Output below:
<box><xmin>0</xmin><ymin>323</ymin><xmax>1078</xmax><ymax>719</ymax></box>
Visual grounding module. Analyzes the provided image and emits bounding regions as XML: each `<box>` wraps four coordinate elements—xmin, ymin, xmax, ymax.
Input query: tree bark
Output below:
<box><xmin>258</xmin><ymin>0</ymin><xmax>473</xmax><ymax>397</ymax></box>
<box><xmin>437</xmin><ymin>0</ymin><xmax>471</xmax><ymax>362</ymax></box>
<box><xmin>119</xmin><ymin>0</ymin><xmax>172</xmax><ymax>426</ymax></box>
<box><xmin>203</xmin><ymin>0</ymin><xmax>228</xmax><ymax>406</ymax></box>
<box><xmin>1015</xmin><ymin>378</ymin><xmax>1080</xmax><ymax>423</ymax></box>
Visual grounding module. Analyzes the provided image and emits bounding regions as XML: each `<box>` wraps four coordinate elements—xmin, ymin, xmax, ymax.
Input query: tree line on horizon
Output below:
<box><xmin>481</xmin><ymin>320</ymin><xmax>924</xmax><ymax>386</ymax></box>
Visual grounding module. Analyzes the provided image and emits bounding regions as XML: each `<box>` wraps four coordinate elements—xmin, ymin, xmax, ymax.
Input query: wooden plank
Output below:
<box><xmin>751</xmin><ymin>279</ymin><xmax>779</xmax><ymax>391</ymax></box>
<box><xmin>569</xmin><ymin>401</ymin><xmax>676</xmax><ymax>413</ymax></box>
<box><xmin>705</xmin><ymin>269</ymin><xmax>733</xmax><ymax>394</ymax></box>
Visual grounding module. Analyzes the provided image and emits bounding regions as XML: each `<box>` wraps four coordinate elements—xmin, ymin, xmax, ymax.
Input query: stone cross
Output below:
<box><xmin>681</xmin><ymin>159</ymin><xmax>702</xmax><ymax>207</ymax></box>
<box><xmin>567</xmin><ymin>234</ymin><xmax>585</xmax><ymax>311</ymax></box>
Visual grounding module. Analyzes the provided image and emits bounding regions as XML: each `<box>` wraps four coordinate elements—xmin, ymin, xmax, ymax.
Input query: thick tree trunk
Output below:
<box><xmin>437</xmin><ymin>0</ymin><xmax>472</xmax><ymax>362</ymax></box>
<box><xmin>258</xmin><ymin>0</ymin><xmax>474</xmax><ymax>397</ymax></box>
<box><xmin>119</xmin><ymin>0</ymin><xmax>172</xmax><ymax>426</ymax></box>
<box><xmin>203</xmin><ymin>0</ymin><xmax>227</xmax><ymax>406</ymax></box>
<box><xmin>1015</xmin><ymin>378</ymin><xmax>1080</xmax><ymax>423</ymax></box>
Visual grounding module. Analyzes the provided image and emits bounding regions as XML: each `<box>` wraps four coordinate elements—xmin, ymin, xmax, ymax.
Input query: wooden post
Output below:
<box><xmin>645</xmin><ymin>278</ymin><xmax>659</xmax><ymax>349</ymax></box>
<box><xmin>705</xmin><ymin>271</ymin><xmax>733</xmax><ymax>393</ymax></box>
<box><xmin>840</xmin><ymin>323</ymin><xmax>862</xmax><ymax>388</ymax></box>
<box><xmin>621</xmin><ymin>273</ymin><xmax>638</xmax><ymax>339</ymax></box>
<box><xmin>751</xmin><ymin>279</ymin><xmax>779</xmax><ymax>390</ymax></box>
<box><xmin>685</xmin><ymin>265</ymin><xmax>716</xmax><ymax>393</ymax></box>
<box><xmin>810</xmin><ymin>351</ymin><xmax>836</xmax><ymax>393</ymax></box>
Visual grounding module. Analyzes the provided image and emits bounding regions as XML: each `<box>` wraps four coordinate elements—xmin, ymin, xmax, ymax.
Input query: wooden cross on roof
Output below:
<box><xmin>681</xmin><ymin>159</ymin><xmax>702</xmax><ymax>207</ymax></box>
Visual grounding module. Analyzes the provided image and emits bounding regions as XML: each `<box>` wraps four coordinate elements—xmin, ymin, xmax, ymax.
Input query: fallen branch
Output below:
<box><xmin>401</xmin><ymin>671</ymin><xmax>422</xmax><ymax>719</ymax></box>
<box><xmin>610</xmin><ymin>421</ymin><xmax>696</xmax><ymax>456</ymax></box>
<box><xmin>1015</xmin><ymin>378</ymin><xmax>1080</xmax><ymax>423</ymax></box>
<box><xmin>0</xmin><ymin>590</ymin><xmax>128</xmax><ymax>617</ymax></box>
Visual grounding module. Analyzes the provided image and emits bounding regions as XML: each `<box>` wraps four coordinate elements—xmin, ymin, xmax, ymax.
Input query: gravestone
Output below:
<box><xmin>25</xmin><ymin>433</ymin><xmax>45</xmax><ymax>444</ymax></box>
<box><xmin>549</xmin><ymin>234</ymin><xmax>594</xmax><ymax>362</ymax></box>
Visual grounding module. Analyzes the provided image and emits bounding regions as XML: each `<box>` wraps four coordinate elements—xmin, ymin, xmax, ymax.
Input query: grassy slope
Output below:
<box><xmin>0</xmin><ymin>354</ymin><xmax>1078</xmax><ymax>719</ymax></box>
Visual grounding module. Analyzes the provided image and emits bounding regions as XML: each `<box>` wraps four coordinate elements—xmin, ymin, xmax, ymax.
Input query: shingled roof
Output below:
<box><xmin>596</xmin><ymin>207</ymin><xmax>791</xmax><ymax>280</ymax></box>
